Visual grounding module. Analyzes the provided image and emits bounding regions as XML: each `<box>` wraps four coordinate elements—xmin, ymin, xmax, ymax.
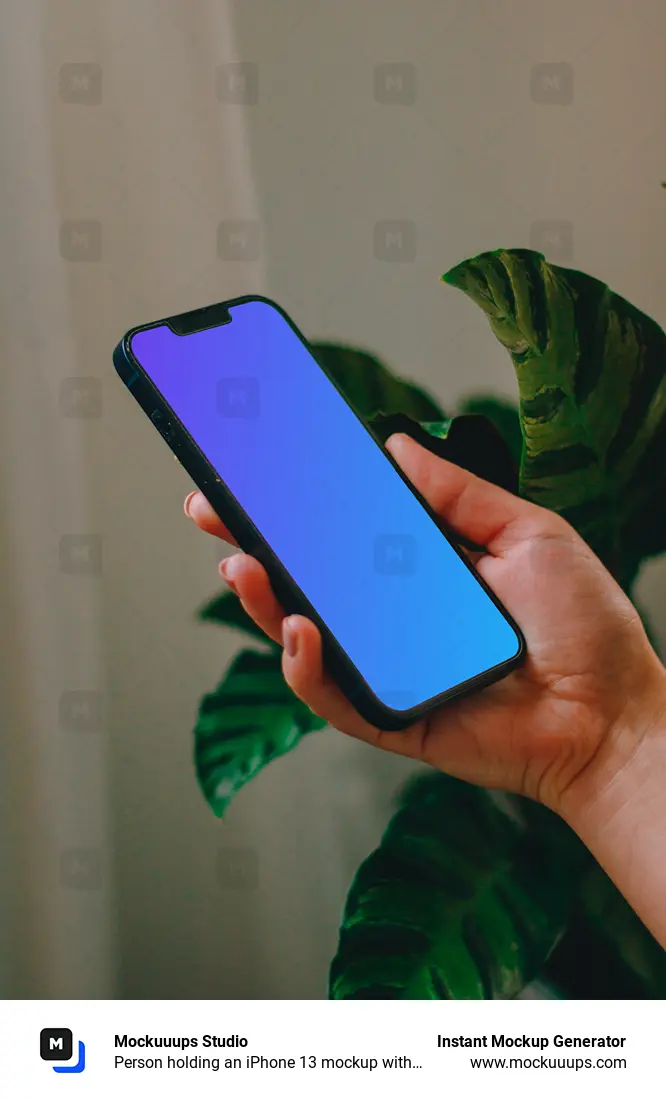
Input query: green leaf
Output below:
<box><xmin>543</xmin><ymin>864</ymin><xmax>666</xmax><ymax>998</ymax></box>
<box><xmin>370</xmin><ymin>412</ymin><xmax>452</xmax><ymax>446</ymax></box>
<box><xmin>443</xmin><ymin>248</ymin><xmax>666</xmax><ymax>589</ymax></box>
<box><xmin>458</xmin><ymin>395</ymin><xmax>523</xmax><ymax>468</ymax></box>
<box><xmin>194</xmin><ymin>649</ymin><xmax>326</xmax><ymax>817</ymax></box>
<box><xmin>371</xmin><ymin>411</ymin><xmax>519</xmax><ymax>495</ymax></box>
<box><xmin>198</xmin><ymin>590</ymin><xmax>277</xmax><ymax>646</ymax></box>
<box><xmin>329</xmin><ymin>772</ymin><xmax>587</xmax><ymax>999</ymax></box>
<box><xmin>310</xmin><ymin>342</ymin><xmax>445</xmax><ymax>422</ymax></box>
<box><xmin>579</xmin><ymin>865</ymin><xmax>666</xmax><ymax>995</ymax></box>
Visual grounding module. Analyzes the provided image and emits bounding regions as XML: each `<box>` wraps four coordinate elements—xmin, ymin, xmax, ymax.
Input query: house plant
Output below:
<box><xmin>193</xmin><ymin>247</ymin><xmax>666</xmax><ymax>998</ymax></box>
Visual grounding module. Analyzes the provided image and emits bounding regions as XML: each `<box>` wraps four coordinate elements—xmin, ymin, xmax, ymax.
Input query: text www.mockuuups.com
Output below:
<box><xmin>438</xmin><ymin>1034</ymin><xmax>628</xmax><ymax>1072</ymax></box>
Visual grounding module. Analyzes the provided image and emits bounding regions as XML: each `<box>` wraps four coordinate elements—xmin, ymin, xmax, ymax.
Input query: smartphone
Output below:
<box><xmin>113</xmin><ymin>296</ymin><xmax>525</xmax><ymax>730</ymax></box>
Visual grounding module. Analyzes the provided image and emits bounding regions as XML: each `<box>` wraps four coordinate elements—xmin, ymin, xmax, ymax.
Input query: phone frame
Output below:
<box><xmin>113</xmin><ymin>294</ymin><xmax>526</xmax><ymax>731</ymax></box>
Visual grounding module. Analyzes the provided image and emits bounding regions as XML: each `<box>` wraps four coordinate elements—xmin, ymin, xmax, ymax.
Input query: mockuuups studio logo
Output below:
<box><xmin>40</xmin><ymin>1028</ymin><xmax>86</xmax><ymax>1074</ymax></box>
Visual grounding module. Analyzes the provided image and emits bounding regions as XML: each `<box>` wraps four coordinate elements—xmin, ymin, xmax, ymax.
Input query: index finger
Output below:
<box><xmin>184</xmin><ymin>490</ymin><xmax>239</xmax><ymax>546</ymax></box>
<box><xmin>385</xmin><ymin>433</ymin><xmax>545</xmax><ymax>554</ymax></box>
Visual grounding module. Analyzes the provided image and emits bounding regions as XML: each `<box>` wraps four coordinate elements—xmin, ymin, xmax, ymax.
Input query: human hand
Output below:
<box><xmin>184</xmin><ymin>433</ymin><xmax>666</xmax><ymax>820</ymax></box>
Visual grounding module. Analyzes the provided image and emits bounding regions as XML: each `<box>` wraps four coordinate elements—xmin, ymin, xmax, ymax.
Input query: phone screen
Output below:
<box><xmin>129</xmin><ymin>299</ymin><xmax>520</xmax><ymax>711</ymax></box>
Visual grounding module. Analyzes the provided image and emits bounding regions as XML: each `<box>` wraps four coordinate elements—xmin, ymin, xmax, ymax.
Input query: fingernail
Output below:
<box><xmin>219</xmin><ymin>555</ymin><xmax>242</xmax><ymax>589</ymax></box>
<box><xmin>282</xmin><ymin>616</ymin><xmax>299</xmax><ymax>658</ymax></box>
<box><xmin>184</xmin><ymin>490</ymin><xmax>198</xmax><ymax>518</ymax></box>
<box><xmin>385</xmin><ymin>432</ymin><xmax>409</xmax><ymax>455</ymax></box>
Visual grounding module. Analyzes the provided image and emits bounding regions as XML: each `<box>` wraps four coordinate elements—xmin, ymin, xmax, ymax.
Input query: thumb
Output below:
<box><xmin>385</xmin><ymin>432</ymin><xmax>543</xmax><ymax>554</ymax></box>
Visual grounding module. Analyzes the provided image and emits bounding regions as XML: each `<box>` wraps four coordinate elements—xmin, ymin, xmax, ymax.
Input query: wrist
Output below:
<box><xmin>558</xmin><ymin>659</ymin><xmax>666</xmax><ymax>837</ymax></box>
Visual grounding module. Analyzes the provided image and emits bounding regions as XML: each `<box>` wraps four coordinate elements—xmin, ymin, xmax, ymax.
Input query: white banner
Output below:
<box><xmin>1</xmin><ymin>998</ymin><xmax>658</xmax><ymax>1098</ymax></box>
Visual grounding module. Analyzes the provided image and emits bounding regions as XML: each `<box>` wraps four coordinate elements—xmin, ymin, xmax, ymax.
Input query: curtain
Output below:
<box><xmin>0</xmin><ymin>0</ymin><xmax>265</xmax><ymax>997</ymax></box>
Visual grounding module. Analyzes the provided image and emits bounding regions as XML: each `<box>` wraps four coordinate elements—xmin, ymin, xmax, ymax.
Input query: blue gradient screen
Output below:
<box><xmin>130</xmin><ymin>300</ymin><xmax>520</xmax><ymax>711</ymax></box>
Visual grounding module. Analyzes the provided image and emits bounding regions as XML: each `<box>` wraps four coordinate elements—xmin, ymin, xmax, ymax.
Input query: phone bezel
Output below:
<box><xmin>113</xmin><ymin>294</ymin><xmax>526</xmax><ymax>731</ymax></box>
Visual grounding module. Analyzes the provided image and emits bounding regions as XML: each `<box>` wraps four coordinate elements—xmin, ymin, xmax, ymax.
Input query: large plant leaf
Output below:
<box><xmin>195</xmin><ymin>649</ymin><xmax>326</xmax><ymax>817</ymax></box>
<box><xmin>371</xmin><ymin>411</ymin><xmax>518</xmax><ymax>494</ymax></box>
<box><xmin>329</xmin><ymin>772</ymin><xmax>587</xmax><ymax>999</ymax></box>
<box><xmin>443</xmin><ymin>248</ymin><xmax>666</xmax><ymax>589</ymax></box>
<box><xmin>458</xmin><ymin>395</ymin><xmax>523</xmax><ymax>469</ymax></box>
<box><xmin>542</xmin><ymin>862</ymin><xmax>666</xmax><ymax>999</ymax></box>
<box><xmin>311</xmin><ymin>342</ymin><xmax>445</xmax><ymax>421</ymax></box>
<box><xmin>579</xmin><ymin>865</ymin><xmax>666</xmax><ymax>994</ymax></box>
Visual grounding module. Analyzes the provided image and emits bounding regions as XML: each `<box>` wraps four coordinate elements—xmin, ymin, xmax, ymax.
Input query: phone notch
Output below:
<box><xmin>167</xmin><ymin>302</ymin><xmax>232</xmax><ymax>336</ymax></box>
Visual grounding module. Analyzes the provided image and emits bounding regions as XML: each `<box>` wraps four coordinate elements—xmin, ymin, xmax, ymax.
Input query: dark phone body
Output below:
<box><xmin>113</xmin><ymin>295</ymin><xmax>525</xmax><ymax>731</ymax></box>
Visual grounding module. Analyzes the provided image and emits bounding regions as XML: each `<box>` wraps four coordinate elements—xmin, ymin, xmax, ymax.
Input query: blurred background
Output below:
<box><xmin>2</xmin><ymin>0</ymin><xmax>666</xmax><ymax>998</ymax></box>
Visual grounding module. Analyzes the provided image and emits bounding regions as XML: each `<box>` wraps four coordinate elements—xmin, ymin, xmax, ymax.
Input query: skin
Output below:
<box><xmin>184</xmin><ymin>433</ymin><xmax>666</xmax><ymax>947</ymax></box>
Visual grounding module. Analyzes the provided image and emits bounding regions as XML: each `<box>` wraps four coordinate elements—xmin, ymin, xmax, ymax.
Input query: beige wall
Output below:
<box><xmin>109</xmin><ymin>0</ymin><xmax>666</xmax><ymax>997</ymax></box>
<box><xmin>2</xmin><ymin>0</ymin><xmax>666</xmax><ymax>998</ymax></box>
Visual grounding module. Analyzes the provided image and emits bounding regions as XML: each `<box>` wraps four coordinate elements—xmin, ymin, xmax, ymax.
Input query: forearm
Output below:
<box><xmin>560</xmin><ymin>670</ymin><xmax>666</xmax><ymax>949</ymax></box>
